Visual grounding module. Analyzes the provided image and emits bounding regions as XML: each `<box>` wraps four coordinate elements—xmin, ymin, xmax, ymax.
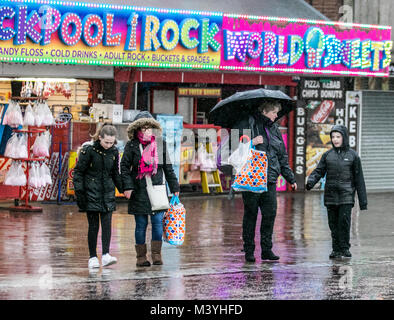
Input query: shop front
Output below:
<box><xmin>0</xmin><ymin>0</ymin><xmax>392</xmax><ymax>206</ymax></box>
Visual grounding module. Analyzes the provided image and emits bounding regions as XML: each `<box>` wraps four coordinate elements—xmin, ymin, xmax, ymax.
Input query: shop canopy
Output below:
<box><xmin>0</xmin><ymin>0</ymin><xmax>391</xmax><ymax>78</ymax></box>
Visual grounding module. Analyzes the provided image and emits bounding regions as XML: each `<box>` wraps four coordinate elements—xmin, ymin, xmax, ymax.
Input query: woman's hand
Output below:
<box><xmin>124</xmin><ymin>190</ymin><xmax>133</xmax><ymax>199</ymax></box>
<box><xmin>252</xmin><ymin>135</ymin><xmax>264</xmax><ymax>146</ymax></box>
<box><xmin>174</xmin><ymin>192</ymin><xmax>180</xmax><ymax>197</ymax></box>
<box><xmin>291</xmin><ymin>183</ymin><xmax>297</xmax><ymax>191</ymax></box>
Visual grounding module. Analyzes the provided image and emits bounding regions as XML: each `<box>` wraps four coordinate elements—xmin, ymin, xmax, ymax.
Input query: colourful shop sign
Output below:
<box><xmin>0</xmin><ymin>0</ymin><xmax>391</xmax><ymax>77</ymax></box>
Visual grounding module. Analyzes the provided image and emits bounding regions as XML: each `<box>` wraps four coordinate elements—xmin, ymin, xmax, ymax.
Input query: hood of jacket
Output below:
<box><xmin>330</xmin><ymin>124</ymin><xmax>350</xmax><ymax>151</ymax></box>
<box><xmin>127</xmin><ymin>111</ymin><xmax>162</xmax><ymax>139</ymax></box>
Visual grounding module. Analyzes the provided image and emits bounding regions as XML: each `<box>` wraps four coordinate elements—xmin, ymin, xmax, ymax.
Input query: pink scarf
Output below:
<box><xmin>136</xmin><ymin>130</ymin><xmax>159</xmax><ymax>179</ymax></box>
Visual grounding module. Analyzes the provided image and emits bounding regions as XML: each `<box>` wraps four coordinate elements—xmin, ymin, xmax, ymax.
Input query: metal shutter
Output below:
<box><xmin>361</xmin><ymin>91</ymin><xmax>394</xmax><ymax>191</ymax></box>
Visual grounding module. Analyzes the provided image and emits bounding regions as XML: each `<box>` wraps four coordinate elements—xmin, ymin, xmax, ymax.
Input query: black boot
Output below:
<box><xmin>261</xmin><ymin>250</ymin><xmax>280</xmax><ymax>261</ymax></box>
<box><xmin>342</xmin><ymin>249</ymin><xmax>352</xmax><ymax>258</ymax></box>
<box><xmin>245</xmin><ymin>252</ymin><xmax>256</xmax><ymax>262</ymax></box>
<box><xmin>329</xmin><ymin>251</ymin><xmax>342</xmax><ymax>259</ymax></box>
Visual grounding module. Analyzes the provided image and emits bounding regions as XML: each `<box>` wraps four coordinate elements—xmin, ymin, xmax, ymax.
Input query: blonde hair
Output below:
<box><xmin>258</xmin><ymin>101</ymin><xmax>282</xmax><ymax>113</ymax></box>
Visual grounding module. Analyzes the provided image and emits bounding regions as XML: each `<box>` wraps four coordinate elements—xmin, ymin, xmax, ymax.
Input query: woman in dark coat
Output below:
<box><xmin>306</xmin><ymin>124</ymin><xmax>367</xmax><ymax>259</ymax></box>
<box><xmin>120</xmin><ymin>111</ymin><xmax>180</xmax><ymax>267</ymax></box>
<box><xmin>73</xmin><ymin>123</ymin><xmax>123</xmax><ymax>269</ymax></box>
<box><xmin>234</xmin><ymin>101</ymin><xmax>297</xmax><ymax>262</ymax></box>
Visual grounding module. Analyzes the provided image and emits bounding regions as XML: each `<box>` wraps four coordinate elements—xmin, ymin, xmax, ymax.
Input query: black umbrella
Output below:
<box><xmin>208</xmin><ymin>88</ymin><xmax>295</xmax><ymax>128</ymax></box>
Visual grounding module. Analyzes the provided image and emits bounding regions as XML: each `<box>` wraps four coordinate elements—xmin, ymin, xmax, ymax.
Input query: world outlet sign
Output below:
<box><xmin>0</xmin><ymin>0</ymin><xmax>391</xmax><ymax>77</ymax></box>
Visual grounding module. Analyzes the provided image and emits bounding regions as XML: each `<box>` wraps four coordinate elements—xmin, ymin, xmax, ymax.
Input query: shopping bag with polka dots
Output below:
<box><xmin>163</xmin><ymin>195</ymin><xmax>186</xmax><ymax>246</ymax></box>
<box><xmin>231</xmin><ymin>145</ymin><xmax>268</xmax><ymax>193</ymax></box>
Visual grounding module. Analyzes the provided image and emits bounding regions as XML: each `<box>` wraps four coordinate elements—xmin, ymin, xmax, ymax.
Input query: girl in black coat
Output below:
<box><xmin>306</xmin><ymin>124</ymin><xmax>367</xmax><ymax>259</ymax></box>
<box><xmin>120</xmin><ymin>111</ymin><xmax>180</xmax><ymax>267</ymax></box>
<box><xmin>73</xmin><ymin>124</ymin><xmax>123</xmax><ymax>269</ymax></box>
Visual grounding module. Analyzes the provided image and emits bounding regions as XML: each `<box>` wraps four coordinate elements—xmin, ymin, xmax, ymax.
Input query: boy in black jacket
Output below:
<box><xmin>306</xmin><ymin>125</ymin><xmax>367</xmax><ymax>259</ymax></box>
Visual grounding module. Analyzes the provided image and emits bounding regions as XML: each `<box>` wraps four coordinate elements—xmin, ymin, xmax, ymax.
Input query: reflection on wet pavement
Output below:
<box><xmin>0</xmin><ymin>192</ymin><xmax>393</xmax><ymax>300</ymax></box>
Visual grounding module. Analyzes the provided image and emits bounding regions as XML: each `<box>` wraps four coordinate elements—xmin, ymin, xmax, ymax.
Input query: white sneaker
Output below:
<box><xmin>102</xmin><ymin>253</ymin><xmax>117</xmax><ymax>267</ymax></box>
<box><xmin>88</xmin><ymin>256</ymin><xmax>100</xmax><ymax>269</ymax></box>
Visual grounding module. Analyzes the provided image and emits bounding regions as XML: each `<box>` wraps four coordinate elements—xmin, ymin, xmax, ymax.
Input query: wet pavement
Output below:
<box><xmin>0</xmin><ymin>191</ymin><xmax>393</xmax><ymax>300</ymax></box>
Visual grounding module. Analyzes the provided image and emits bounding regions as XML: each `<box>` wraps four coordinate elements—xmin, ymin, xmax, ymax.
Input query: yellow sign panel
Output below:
<box><xmin>67</xmin><ymin>151</ymin><xmax>124</xmax><ymax>197</ymax></box>
<box><xmin>178</xmin><ymin>88</ymin><xmax>221</xmax><ymax>97</ymax></box>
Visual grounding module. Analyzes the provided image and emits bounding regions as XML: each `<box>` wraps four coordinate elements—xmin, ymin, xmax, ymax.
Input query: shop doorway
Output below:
<box><xmin>196</xmin><ymin>98</ymin><xmax>219</xmax><ymax>124</ymax></box>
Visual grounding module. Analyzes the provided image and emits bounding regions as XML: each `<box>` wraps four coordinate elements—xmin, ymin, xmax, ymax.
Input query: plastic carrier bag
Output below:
<box><xmin>228</xmin><ymin>136</ymin><xmax>252</xmax><ymax>174</ymax></box>
<box><xmin>163</xmin><ymin>195</ymin><xmax>186</xmax><ymax>246</ymax></box>
<box><xmin>231</xmin><ymin>144</ymin><xmax>268</xmax><ymax>193</ymax></box>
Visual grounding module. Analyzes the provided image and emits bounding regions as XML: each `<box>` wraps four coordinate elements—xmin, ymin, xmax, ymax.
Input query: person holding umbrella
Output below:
<box><xmin>232</xmin><ymin>100</ymin><xmax>297</xmax><ymax>262</ymax></box>
<box><xmin>210</xmin><ymin>89</ymin><xmax>298</xmax><ymax>263</ymax></box>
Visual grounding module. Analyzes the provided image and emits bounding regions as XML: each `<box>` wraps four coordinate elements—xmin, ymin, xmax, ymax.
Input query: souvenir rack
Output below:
<box><xmin>7</xmin><ymin>96</ymin><xmax>48</xmax><ymax>213</ymax></box>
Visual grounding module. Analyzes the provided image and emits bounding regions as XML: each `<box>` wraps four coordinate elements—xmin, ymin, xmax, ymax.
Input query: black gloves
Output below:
<box><xmin>76</xmin><ymin>193</ymin><xmax>87</xmax><ymax>212</ymax></box>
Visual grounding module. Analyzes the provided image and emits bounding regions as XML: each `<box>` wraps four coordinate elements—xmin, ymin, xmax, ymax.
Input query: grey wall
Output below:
<box><xmin>353</xmin><ymin>0</ymin><xmax>394</xmax><ymax>58</ymax></box>
<box><xmin>75</xmin><ymin>0</ymin><xmax>329</xmax><ymax>20</ymax></box>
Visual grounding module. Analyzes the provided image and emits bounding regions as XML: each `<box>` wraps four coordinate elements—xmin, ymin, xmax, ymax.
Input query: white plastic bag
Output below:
<box><xmin>32</xmin><ymin>132</ymin><xmax>50</xmax><ymax>157</ymax></box>
<box><xmin>28</xmin><ymin>162</ymin><xmax>41</xmax><ymax>188</ymax></box>
<box><xmin>41</xmin><ymin>102</ymin><xmax>54</xmax><ymax>126</ymax></box>
<box><xmin>32</xmin><ymin>102</ymin><xmax>43</xmax><ymax>127</ymax></box>
<box><xmin>228</xmin><ymin>141</ymin><xmax>252</xmax><ymax>174</ymax></box>
<box><xmin>3</xmin><ymin>101</ymin><xmax>23</xmax><ymax>128</ymax></box>
<box><xmin>4</xmin><ymin>133</ymin><xmax>19</xmax><ymax>158</ymax></box>
<box><xmin>17</xmin><ymin>134</ymin><xmax>28</xmax><ymax>159</ymax></box>
<box><xmin>4</xmin><ymin>134</ymin><xmax>27</xmax><ymax>159</ymax></box>
<box><xmin>197</xmin><ymin>144</ymin><xmax>217</xmax><ymax>172</ymax></box>
<box><xmin>39</xmin><ymin>162</ymin><xmax>52</xmax><ymax>185</ymax></box>
<box><xmin>23</xmin><ymin>103</ymin><xmax>36</xmax><ymax>126</ymax></box>
<box><xmin>4</xmin><ymin>162</ymin><xmax>26</xmax><ymax>186</ymax></box>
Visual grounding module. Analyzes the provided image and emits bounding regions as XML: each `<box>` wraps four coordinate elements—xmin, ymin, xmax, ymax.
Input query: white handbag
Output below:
<box><xmin>140</xmin><ymin>144</ymin><xmax>170</xmax><ymax>211</ymax></box>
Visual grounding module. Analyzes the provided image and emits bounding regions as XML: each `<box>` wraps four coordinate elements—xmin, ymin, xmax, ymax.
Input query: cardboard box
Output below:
<box><xmin>72</xmin><ymin>105</ymin><xmax>83</xmax><ymax>112</ymax></box>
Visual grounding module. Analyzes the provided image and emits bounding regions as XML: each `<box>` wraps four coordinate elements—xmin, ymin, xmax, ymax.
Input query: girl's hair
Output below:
<box><xmin>258</xmin><ymin>101</ymin><xmax>282</xmax><ymax>113</ymax></box>
<box><xmin>91</xmin><ymin>122</ymin><xmax>118</xmax><ymax>144</ymax></box>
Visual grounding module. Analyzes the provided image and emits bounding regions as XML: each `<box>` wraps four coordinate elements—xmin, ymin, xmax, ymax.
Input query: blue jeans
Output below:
<box><xmin>134</xmin><ymin>212</ymin><xmax>165</xmax><ymax>245</ymax></box>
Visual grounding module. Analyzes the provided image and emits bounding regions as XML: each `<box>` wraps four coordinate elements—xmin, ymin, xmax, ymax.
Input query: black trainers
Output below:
<box><xmin>245</xmin><ymin>252</ymin><xmax>256</xmax><ymax>262</ymax></box>
<box><xmin>261</xmin><ymin>250</ymin><xmax>280</xmax><ymax>261</ymax></box>
<box><xmin>329</xmin><ymin>251</ymin><xmax>342</xmax><ymax>259</ymax></box>
<box><xmin>342</xmin><ymin>249</ymin><xmax>352</xmax><ymax>258</ymax></box>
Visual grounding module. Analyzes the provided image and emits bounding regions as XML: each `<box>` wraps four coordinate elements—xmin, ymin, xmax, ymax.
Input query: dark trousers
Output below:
<box><xmin>241</xmin><ymin>183</ymin><xmax>277</xmax><ymax>253</ymax></box>
<box><xmin>326</xmin><ymin>204</ymin><xmax>352</xmax><ymax>252</ymax></box>
<box><xmin>86</xmin><ymin>211</ymin><xmax>113</xmax><ymax>258</ymax></box>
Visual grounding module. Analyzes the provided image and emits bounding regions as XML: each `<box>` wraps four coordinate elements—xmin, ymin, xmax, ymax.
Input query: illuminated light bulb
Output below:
<box><xmin>382</xmin><ymin>41</ymin><xmax>392</xmax><ymax>68</ymax></box>
<box><xmin>180</xmin><ymin>18</ymin><xmax>199</xmax><ymax>50</ymax></box>
<box><xmin>141</xmin><ymin>15</ymin><xmax>161</xmax><ymax>51</ymax></box>
<box><xmin>60</xmin><ymin>13</ymin><xmax>82</xmax><ymax>46</ymax></box>
<box><xmin>360</xmin><ymin>40</ymin><xmax>372</xmax><ymax>69</ymax></box>
<box><xmin>82</xmin><ymin>14</ymin><xmax>104</xmax><ymax>47</ymax></box>
<box><xmin>261</xmin><ymin>32</ymin><xmax>278</xmax><ymax>66</ymax></box>
<box><xmin>247</xmin><ymin>32</ymin><xmax>263</xmax><ymax>60</ymax></box>
<box><xmin>14</xmin><ymin>6</ymin><xmax>42</xmax><ymax>45</ymax></box>
<box><xmin>351</xmin><ymin>39</ymin><xmax>361</xmax><ymax>68</ymax></box>
<box><xmin>159</xmin><ymin>19</ymin><xmax>179</xmax><ymax>51</ymax></box>
<box><xmin>276</xmin><ymin>35</ymin><xmax>289</xmax><ymax>64</ymax></box>
<box><xmin>104</xmin><ymin>13</ymin><xmax>122</xmax><ymax>46</ymax></box>
<box><xmin>198</xmin><ymin>19</ymin><xmax>220</xmax><ymax>54</ymax></box>
<box><xmin>0</xmin><ymin>6</ymin><xmax>16</xmax><ymax>41</ymax></box>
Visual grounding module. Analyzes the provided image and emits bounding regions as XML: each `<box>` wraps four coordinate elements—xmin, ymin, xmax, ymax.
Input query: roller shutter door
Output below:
<box><xmin>361</xmin><ymin>91</ymin><xmax>394</xmax><ymax>191</ymax></box>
